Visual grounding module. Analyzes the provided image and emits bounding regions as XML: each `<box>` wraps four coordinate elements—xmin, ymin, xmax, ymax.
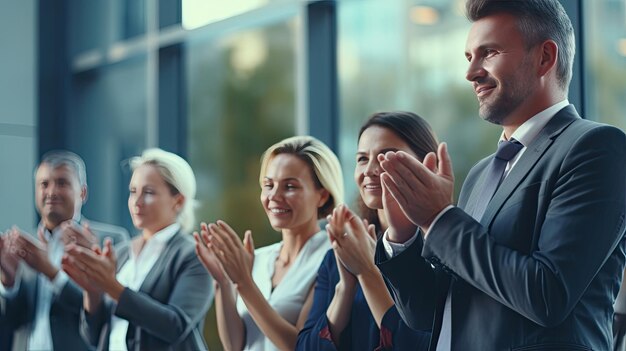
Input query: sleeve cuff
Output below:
<box><xmin>382</xmin><ymin>228</ymin><xmax>420</xmax><ymax>259</ymax></box>
<box><xmin>424</xmin><ymin>205</ymin><xmax>455</xmax><ymax>240</ymax></box>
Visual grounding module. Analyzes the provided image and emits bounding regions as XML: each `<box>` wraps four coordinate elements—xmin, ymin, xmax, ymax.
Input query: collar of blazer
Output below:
<box><xmin>476</xmin><ymin>104</ymin><xmax>580</xmax><ymax>226</ymax></box>
<box><xmin>115</xmin><ymin>230</ymin><xmax>185</xmax><ymax>294</ymax></box>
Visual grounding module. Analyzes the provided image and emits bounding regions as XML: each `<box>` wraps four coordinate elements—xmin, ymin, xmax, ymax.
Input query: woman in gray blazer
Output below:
<box><xmin>62</xmin><ymin>148</ymin><xmax>214</xmax><ymax>351</ymax></box>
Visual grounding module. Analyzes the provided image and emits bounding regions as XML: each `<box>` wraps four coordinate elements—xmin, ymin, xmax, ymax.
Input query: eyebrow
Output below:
<box><xmin>356</xmin><ymin>147</ymin><xmax>401</xmax><ymax>155</ymax></box>
<box><xmin>263</xmin><ymin>177</ymin><xmax>301</xmax><ymax>182</ymax></box>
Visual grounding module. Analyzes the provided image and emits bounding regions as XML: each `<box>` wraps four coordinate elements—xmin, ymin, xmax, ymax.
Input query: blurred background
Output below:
<box><xmin>1</xmin><ymin>0</ymin><xmax>624</xmax><ymax>349</ymax></box>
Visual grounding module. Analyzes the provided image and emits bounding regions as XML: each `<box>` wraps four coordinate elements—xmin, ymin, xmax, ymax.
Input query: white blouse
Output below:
<box><xmin>236</xmin><ymin>230</ymin><xmax>330</xmax><ymax>351</ymax></box>
<box><xmin>108</xmin><ymin>223</ymin><xmax>180</xmax><ymax>351</ymax></box>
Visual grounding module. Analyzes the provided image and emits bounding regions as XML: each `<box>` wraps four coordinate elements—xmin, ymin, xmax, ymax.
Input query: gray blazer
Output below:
<box><xmin>81</xmin><ymin>231</ymin><xmax>214</xmax><ymax>351</ymax></box>
<box><xmin>376</xmin><ymin>106</ymin><xmax>626</xmax><ymax>350</ymax></box>
<box><xmin>0</xmin><ymin>217</ymin><xmax>129</xmax><ymax>351</ymax></box>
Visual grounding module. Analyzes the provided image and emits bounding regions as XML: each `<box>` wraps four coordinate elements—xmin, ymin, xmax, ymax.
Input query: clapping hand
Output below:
<box><xmin>0</xmin><ymin>231</ymin><xmax>20</xmax><ymax>287</ymax></box>
<box><xmin>194</xmin><ymin>222</ymin><xmax>229</xmax><ymax>286</ymax></box>
<box><xmin>205</xmin><ymin>221</ymin><xmax>255</xmax><ymax>289</ymax></box>
<box><xmin>58</xmin><ymin>221</ymin><xmax>97</xmax><ymax>249</ymax></box>
<box><xmin>328</xmin><ymin>205</ymin><xmax>378</xmax><ymax>277</ymax></box>
<box><xmin>8</xmin><ymin>227</ymin><xmax>58</xmax><ymax>280</ymax></box>
<box><xmin>62</xmin><ymin>239</ymin><xmax>123</xmax><ymax>300</ymax></box>
<box><xmin>379</xmin><ymin>143</ymin><xmax>454</xmax><ymax>233</ymax></box>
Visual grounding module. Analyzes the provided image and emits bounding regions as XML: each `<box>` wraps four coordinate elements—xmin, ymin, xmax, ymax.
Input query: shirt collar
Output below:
<box><xmin>499</xmin><ymin>100</ymin><xmax>569</xmax><ymax>146</ymax></box>
<box><xmin>150</xmin><ymin>222</ymin><xmax>181</xmax><ymax>244</ymax></box>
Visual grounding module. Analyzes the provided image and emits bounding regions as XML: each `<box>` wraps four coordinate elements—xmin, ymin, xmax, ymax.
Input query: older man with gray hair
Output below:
<box><xmin>0</xmin><ymin>150</ymin><xmax>129</xmax><ymax>351</ymax></box>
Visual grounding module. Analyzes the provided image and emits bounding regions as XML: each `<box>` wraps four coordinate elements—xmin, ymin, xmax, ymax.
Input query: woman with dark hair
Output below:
<box><xmin>296</xmin><ymin>111</ymin><xmax>436</xmax><ymax>350</ymax></box>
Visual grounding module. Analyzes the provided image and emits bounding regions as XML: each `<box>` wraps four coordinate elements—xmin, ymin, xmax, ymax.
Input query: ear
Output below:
<box><xmin>317</xmin><ymin>188</ymin><xmax>330</xmax><ymax>209</ymax></box>
<box><xmin>174</xmin><ymin>194</ymin><xmax>185</xmax><ymax>213</ymax></box>
<box><xmin>538</xmin><ymin>40</ymin><xmax>558</xmax><ymax>77</ymax></box>
<box><xmin>80</xmin><ymin>186</ymin><xmax>88</xmax><ymax>204</ymax></box>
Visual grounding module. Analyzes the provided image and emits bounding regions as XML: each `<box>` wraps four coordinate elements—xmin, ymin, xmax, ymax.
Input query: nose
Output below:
<box><xmin>45</xmin><ymin>182</ymin><xmax>59</xmax><ymax>198</ymax></box>
<box><xmin>131</xmin><ymin>193</ymin><xmax>144</xmax><ymax>207</ymax></box>
<box><xmin>364</xmin><ymin>158</ymin><xmax>380</xmax><ymax>177</ymax></box>
<box><xmin>466</xmin><ymin>58</ymin><xmax>486</xmax><ymax>82</ymax></box>
<box><xmin>267</xmin><ymin>186</ymin><xmax>282</xmax><ymax>202</ymax></box>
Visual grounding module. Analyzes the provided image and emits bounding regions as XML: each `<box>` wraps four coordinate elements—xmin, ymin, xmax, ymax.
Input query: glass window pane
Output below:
<box><xmin>69</xmin><ymin>0</ymin><xmax>147</xmax><ymax>57</ymax></box>
<box><xmin>185</xmin><ymin>19</ymin><xmax>298</xmax><ymax>349</ymax></box>
<box><xmin>338</xmin><ymin>0</ymin><xmax>499</xmax><ymax>205</ymax></box>
<box><xmin>67</xmin><ymin>57</ymin><xmax>148</xmax><ymax>232</ymax></box>
<box><xmin>584</xmin><ymin>0</ymin><xmax>626</xmax><ymax>131</ymax></box>
<box><xmin>182</xmin><ymin>0</ymin><xmax>268</xmax><ymax>29</ymax></box>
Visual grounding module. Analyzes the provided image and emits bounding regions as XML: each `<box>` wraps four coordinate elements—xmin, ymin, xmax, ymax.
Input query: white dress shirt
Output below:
<box><xmin>108</xmin><ymin>222</ymin><xmax>180</xmax><ymax>351</ymax></box>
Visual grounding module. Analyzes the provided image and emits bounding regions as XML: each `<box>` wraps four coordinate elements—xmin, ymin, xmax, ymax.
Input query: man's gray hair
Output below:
<box><xmin>38</xmin><ymin>150</ymin><xmax>88</xmax><ymax>188</ymax></box>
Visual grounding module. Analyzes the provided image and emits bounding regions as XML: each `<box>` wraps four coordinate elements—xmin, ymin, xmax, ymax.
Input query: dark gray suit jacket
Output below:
<box><xmin>0</xmin><ymin>218</ymin><xmax>129</xmax><ymax>351</ymax></box>
<box><xmin>376</xmin><ymin>106</ymin><xmax>626</xmax><ymax>350</ymax></box>
<box><xmin>81</xmin><ymin>231</ymin><xmax>214</xmax><ymax>351</ymax></box>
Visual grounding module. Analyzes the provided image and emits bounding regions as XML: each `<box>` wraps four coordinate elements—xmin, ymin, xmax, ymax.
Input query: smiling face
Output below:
<box><xmin>465</xmin><ymin>13</ymin><xmax>538</xmax><ymax>126</ymax></box>
<box><xmin>35</xmin><ymin>163</ymin><xmax>85</xmax><ymax>230</ymax></box>
<box><xmin>260</xmin><ymin>153</ymin><xmax>328</xmax><ymax>233</ymax></box>
<box><xmin>128</xmin><ymin>164</ymin><xmax>183</xmax><ymax>235</ymax></box>
<box><xmin>355</xmin><ymin>125</ymin><xmax>418</xmax><ymax>210</ymax></box>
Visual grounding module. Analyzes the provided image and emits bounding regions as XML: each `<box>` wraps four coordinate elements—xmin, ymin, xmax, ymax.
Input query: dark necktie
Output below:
<box><xmin>470</xmin><ymin>139</ymin><xmax>524</xmax><ymax>221</ymax></box>
<box><xmin>436</xmin><ymin>139</ymin><xmax>523</xmax><ymax>351</ymax></box>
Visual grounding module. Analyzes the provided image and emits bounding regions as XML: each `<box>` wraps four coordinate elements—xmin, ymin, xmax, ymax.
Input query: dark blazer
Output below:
<box><xmin>376</xmin><ymin>106</ymin><xmax>626</xmax><ymax>351</ymax></box>
<box><xmin>296</xmin><ymin>249</ymin><xmax>430</xmax><ymax>351</ymax></box>
<box><xmin>0</xmin><ymin>217</ymin><xmax>129</xmax><ymax>351</ymax></box>
<box><xmin>81</xmin><ymin>231</ymin><xmax>214</xmax><ymax>351</ymax></box>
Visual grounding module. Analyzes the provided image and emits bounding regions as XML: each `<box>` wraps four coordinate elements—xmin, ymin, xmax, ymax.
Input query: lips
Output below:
<box><xmin>269</xmin><ymin>208</ymin><xmax>291</xmax><ymax>215</ymax></box>
<box><xmin>363</xmin><ymin>183</ymin><xmax>382</xmax><ymax>192</ymax></box>
<box><xmin>476</xmin><ymin>85</ymin><xmax>495</xmax><ymax>97</ymax></box>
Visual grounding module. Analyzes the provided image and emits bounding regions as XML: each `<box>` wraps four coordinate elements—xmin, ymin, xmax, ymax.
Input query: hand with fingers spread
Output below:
<box><xmin>329</xmin><ymin>205</ymin><xmax>378</xmax><ymax>277</ymax></box>
<box><xmin>194</xmin><ymin>222</ymin><xmax>229</xmax><ymax>286</ymax></box>
<box><xmin>0</xmin><ymin>232</ymin><xmax>21</xmax><ymax>287</ymax></box>
<box><xmin>379</xmin><ymin>142</ymin><xmax>454</xmax><ymax>232</ymax></box>
<box><xmin>62</xmin><ymin>239</ymin><xmax>124</xmax><ymax>301</ymax></box>
<box><xmin>8</xmin><ymin>227</ymin><xmax>59</xmax><ymax>281</ymax></box>
<box><xmin>206</xmin><ymin>220</ymin><xmax>255</xmax><ymax>290</ymax></box>
<box><xmin>59</xmin><ymin>220</ymin><xmax>97</xmax><ymax>249</ymax></box>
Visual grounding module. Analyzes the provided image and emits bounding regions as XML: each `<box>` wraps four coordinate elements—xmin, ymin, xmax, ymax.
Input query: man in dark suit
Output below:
<box><xmin>374</xmin><ymin>1</ymin><xmax>626</xmax><ymax>350</ymax></box>
<box><xmin>0</xmin><ymin>150</ymin><xmax>129</xmax><ymax>350</ymax></box>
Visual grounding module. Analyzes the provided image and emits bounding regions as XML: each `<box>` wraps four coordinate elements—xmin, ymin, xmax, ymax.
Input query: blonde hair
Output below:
<box><xmin>259</xmin><ymin>136</ymin><xmax>344</xmax><ymax>218</ymax></box>
<box><xmin>129</xmin><ymin>148</ymin><xmax>197</xmax><ymax>232</ymax></box>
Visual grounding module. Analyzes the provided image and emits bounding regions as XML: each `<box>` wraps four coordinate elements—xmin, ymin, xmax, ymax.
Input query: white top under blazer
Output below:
<box><xmin>236</xmin><ymin>230</ymin><xmax>330</xmax><ymax>351</ymax></box>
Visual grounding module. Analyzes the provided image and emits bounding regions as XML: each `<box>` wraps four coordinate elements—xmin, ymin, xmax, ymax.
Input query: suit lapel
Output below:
<box><xmin>480</xmin><ymin>105</ymin><xmax>580</xmax><ymax>226</ymax></box>
<box><xmin>138</xmin><ymin>232</ymin><xmax>181</xmax><ymax>294</ymax></box>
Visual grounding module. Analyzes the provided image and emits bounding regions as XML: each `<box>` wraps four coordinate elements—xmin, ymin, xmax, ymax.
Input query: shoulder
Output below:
<box><xmin>558</xmin><ymin>119</ymin><xmax>626</xmax><ymax>156</ymax></box>
<box><xmin>84</xmin><ymin>218</ymin><xmax>130</xmax><ymax>244</ymax></box>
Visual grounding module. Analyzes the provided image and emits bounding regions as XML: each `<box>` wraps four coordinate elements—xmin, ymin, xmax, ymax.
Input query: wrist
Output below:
<box><xmin>106</xmin><ymin>281</ymin><xmax>125</xmax><ymax>302</ymax></box>
<box><xmin>235</xmin><ymin>274</ymin><xmax>255</xmax><ymax>293</ymax></box>
<box><xmin>386</xmin><ymin>227</ymin><xmax>411</xmax><ymax>243</ymax></box>
<box><xmin>43</xmin><ymin>266</ymin><xmax>59</xmax><ymax>281</ymax></box>
<box><xmin>0</xmin><ymin>274</ymin><xmax>15</xmax><ymax>287</ymax></box>
<box><xmin>335</xmin><ymin>279</ymin><xmax>357</xmax><ymax>296</ymax></box>
<box><xmin>356</xmin><ymin>265</ymin><xmax>381</xmax><ymax>282</ymax></box>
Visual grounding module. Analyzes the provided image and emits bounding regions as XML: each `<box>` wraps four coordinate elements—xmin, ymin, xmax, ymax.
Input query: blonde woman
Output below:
<box><xmin>195</xmin><ymin>136</ymin><xmax>344</xmax><ymax>351</ymax></box>
<box><xmin>62</xmin><ymin>148</ymin><xmax>213</xmax><ymax>350</ymax></box>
